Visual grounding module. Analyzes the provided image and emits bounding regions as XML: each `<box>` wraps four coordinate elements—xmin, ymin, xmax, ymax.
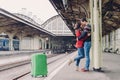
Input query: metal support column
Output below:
<box><xmin>41</xmin><ymin>39</ymin><xmax>45</xmax><ymax>49</ymax></box>
<box><xmin>45</xmin><ymin>40</ymin><xmax>47</xmax><ymax>49</ymax></box>
<box><xmin>19</xmin><ymin>33</ymin><xmax>22</xmax><ymax>50</ymax></box>
<box><xmin>9</xmin><ymin>35</ymin><xmax>14</xmax><ymax>51</ymax></box>
<box><xmin>49</xmin><ymin>38</ymin><xmax>51</xmax><ymax>49</ymax></box>
<box><xmin>113</xmin><ymin>31</ymin><xmax>116</xmax><ymax>52</ymax></box>
<box><xmin>93</xmin><ymin>0</ymin><xmax>102</xmax><ymax>71</ymax></box>
<box><xmin>90</xmin><ymin>0</ymin><xmax>94</xmax><ymax>67</ymax></box>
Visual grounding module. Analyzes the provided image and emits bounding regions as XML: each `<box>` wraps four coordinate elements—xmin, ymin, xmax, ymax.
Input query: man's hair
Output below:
<box><xmin>81</xmin><ymin>17</ymin><xmax>87</xmax><ymax>22</ymax></box>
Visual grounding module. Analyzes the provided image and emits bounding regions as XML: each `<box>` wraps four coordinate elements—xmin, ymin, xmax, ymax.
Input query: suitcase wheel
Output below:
<box><xmin>42</xmin><ymin>75</ymin><xmax>47</xmax><ymax>77</ymax></box>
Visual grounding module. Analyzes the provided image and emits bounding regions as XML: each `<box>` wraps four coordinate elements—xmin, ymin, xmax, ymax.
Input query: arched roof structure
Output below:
<box><xmin>41</xmin><ymin>15</ymin><xmax>73</xmax><ymax>36</ymax></box>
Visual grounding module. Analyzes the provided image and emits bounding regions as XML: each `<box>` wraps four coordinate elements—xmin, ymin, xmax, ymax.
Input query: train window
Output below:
<box><xmin>0</xmin><ymin>40</ymin><xmax>3</xmax><ymax>46</ymax></box>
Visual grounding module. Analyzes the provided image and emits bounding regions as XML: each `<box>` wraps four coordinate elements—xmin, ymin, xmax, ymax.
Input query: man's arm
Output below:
<box><xmin>78</xmin><ymin>31</ymin><xmax>87</xmax><ymax>40</ymax></box>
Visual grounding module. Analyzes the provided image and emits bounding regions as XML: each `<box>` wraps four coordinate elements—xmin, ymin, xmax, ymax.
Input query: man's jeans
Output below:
<box><xmin>84</xmin><ymin>41</ymin><xmax>91</xmax><ymax>70</ymax></box>
<box><xmin>74</xmin><ymin>48</ymin><xmax>84</xmax><ymax>66</ymax></box>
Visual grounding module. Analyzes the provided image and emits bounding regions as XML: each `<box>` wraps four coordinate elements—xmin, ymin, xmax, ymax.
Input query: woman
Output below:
<box><xmin>68</xmin><ymin>22</ymin><xmax>85</xmax><ymax>71</ymax></box>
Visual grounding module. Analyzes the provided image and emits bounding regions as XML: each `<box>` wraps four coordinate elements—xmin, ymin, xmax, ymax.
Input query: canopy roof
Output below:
<box><xmin>49</xmin><ymin>0</ymin><xmax>120</xmax><ymax>35</ymax></box>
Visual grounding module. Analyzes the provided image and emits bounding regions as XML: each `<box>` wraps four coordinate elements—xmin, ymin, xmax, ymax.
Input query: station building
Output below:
<box><xmin>0</xmin><ymin>8</ymin><xmax>75</xmax><ymax>52</ymax></box>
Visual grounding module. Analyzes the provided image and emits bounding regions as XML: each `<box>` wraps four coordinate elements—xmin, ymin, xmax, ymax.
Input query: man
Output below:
<box><xmin>78</xmin><ymin>18</ymin><xmax>91</xmax><ymax>72</ymax></box>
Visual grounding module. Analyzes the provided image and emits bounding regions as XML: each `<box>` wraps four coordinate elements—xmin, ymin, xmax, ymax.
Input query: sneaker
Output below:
<box><xmin>81</xmin><ymin>68</ymin><xmax>89</xmax><ymax>72</ymax></box>
<box><xmin>68</xmin><ymin>59</ymin><xmax>73</xmax><ymax>66</ymax></box>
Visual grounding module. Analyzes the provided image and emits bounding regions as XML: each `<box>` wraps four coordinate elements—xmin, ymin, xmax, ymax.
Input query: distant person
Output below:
<box><xmin>68</xmin><ymin>22</ymin><xmax>85</xmax><ymax>71</ymax></box>
<box><xmin>78</xmin><ymin>18</ymin><xmax>91</xmax><ymax>72</ymax></box>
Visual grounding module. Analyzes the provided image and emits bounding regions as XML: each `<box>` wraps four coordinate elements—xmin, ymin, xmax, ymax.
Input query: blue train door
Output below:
<box><xmin>0</xmin><ymin>33</ymin><xmax>9</xmax><ymax>51</ymax></box>
<box><xmin>13</xmin><ymin>36</ymin><xmax>19</xmax><ymax>51</ymax></box>
<box><xmin>3</xmin><ymin>38</ymin><xmax>9</xmax><ymax>51</ymax></box>
<box><xmin>0</xmin><ymin>38</ymin><xmax>9</xmax><ymax>51</ymax></box>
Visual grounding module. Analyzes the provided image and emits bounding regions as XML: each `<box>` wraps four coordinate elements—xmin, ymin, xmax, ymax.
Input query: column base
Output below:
<box><xmin>93</xmin><ymin>67</ymin><xmax>104</xmax><ymax>72</ymax></box>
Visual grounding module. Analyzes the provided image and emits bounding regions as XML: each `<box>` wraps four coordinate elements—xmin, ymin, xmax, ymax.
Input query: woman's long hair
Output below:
<box><xmin>74</xmin><ymin>22</ymin><xmax>83</xmax><ymax>31</ymax></box>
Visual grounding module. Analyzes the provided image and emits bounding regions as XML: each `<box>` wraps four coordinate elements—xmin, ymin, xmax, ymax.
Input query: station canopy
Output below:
<box><xmin>0</xmin><ymin>8</ymin><xmax>55</xmax><ymax>37</ymax></box>
<box><xmin>49</xmin><ymin>0</ymin><xmax>120</xmax><ymax>35</ymax></box>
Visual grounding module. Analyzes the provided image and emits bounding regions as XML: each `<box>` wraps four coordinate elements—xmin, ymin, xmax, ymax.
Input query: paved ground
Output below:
<box><xmin>102</xmin><ymin>53</ymin><xmax>120</xmax><ymax>80</ymax></box>
<box><xmin>50</xmin><ymin>52</ymin><xmax>120</xmax><ymax>80</ymax></box>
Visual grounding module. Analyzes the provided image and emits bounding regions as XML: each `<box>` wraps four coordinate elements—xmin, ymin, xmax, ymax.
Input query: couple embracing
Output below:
<box><xmin>68</xmin><ymin>18</ymin><xmax>91</xmax><ymax>72</ymax></box>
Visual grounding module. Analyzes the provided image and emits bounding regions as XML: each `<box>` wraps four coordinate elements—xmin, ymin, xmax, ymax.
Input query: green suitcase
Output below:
<box><xmin>31</xmin><ymin>53</ymin><xmax>48</xmax><ymax>77</ymax></box>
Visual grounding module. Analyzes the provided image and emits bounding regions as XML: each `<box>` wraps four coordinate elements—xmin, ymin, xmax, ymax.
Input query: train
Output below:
<box><xmin>0</xmin><ymin>38</ymin><xmax>19</xmax><ymax>51</ymax></box>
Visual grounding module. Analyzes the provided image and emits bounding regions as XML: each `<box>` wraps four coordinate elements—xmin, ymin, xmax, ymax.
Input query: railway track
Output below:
<box><xmin>0</xmin><ymin>52</ymin><xmax>56</xmax><ymax>71</ymax></box>
<box><xmin>0</xmin><ymin>53</ymin><xmax>68</xmax><ymax>80</ymax></box>
<box><xmin>13</xmin><ymin>54</ymin><xmax>66</xmax><ymax>80</ymax></box>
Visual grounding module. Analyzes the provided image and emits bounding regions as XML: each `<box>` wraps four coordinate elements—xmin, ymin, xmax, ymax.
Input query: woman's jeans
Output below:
<box><xmin>74</xmin><ymin>48</ymin><xmax>84</xmax><ymax>66</ymax></box>
<box><xmin>84</xmin><ymin>41</ymin><xmax>91</xmax><ymax>70</ymax></box>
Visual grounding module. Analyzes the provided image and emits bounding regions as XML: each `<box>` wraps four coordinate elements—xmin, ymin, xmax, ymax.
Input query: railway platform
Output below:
<box><xmin>46</xmin><ymin>52</ymin><xmax>120</xmax><ymax>80</ymax></box>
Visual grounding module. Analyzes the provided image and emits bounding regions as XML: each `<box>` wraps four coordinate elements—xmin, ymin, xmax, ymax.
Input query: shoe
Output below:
<box><xmin>68</xmin><ymin>59</ymin><xmax>73</xmax><ymax>66</ymax></box>
<box><xmin>81</xmin><ymin>68</ymin><xmax>89</xmax><ymax>72</ymax></box>
<box><xmin>76</xmin><ymin>66</ymin><xmax>79</xmax><ymax>71</ymax></box>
